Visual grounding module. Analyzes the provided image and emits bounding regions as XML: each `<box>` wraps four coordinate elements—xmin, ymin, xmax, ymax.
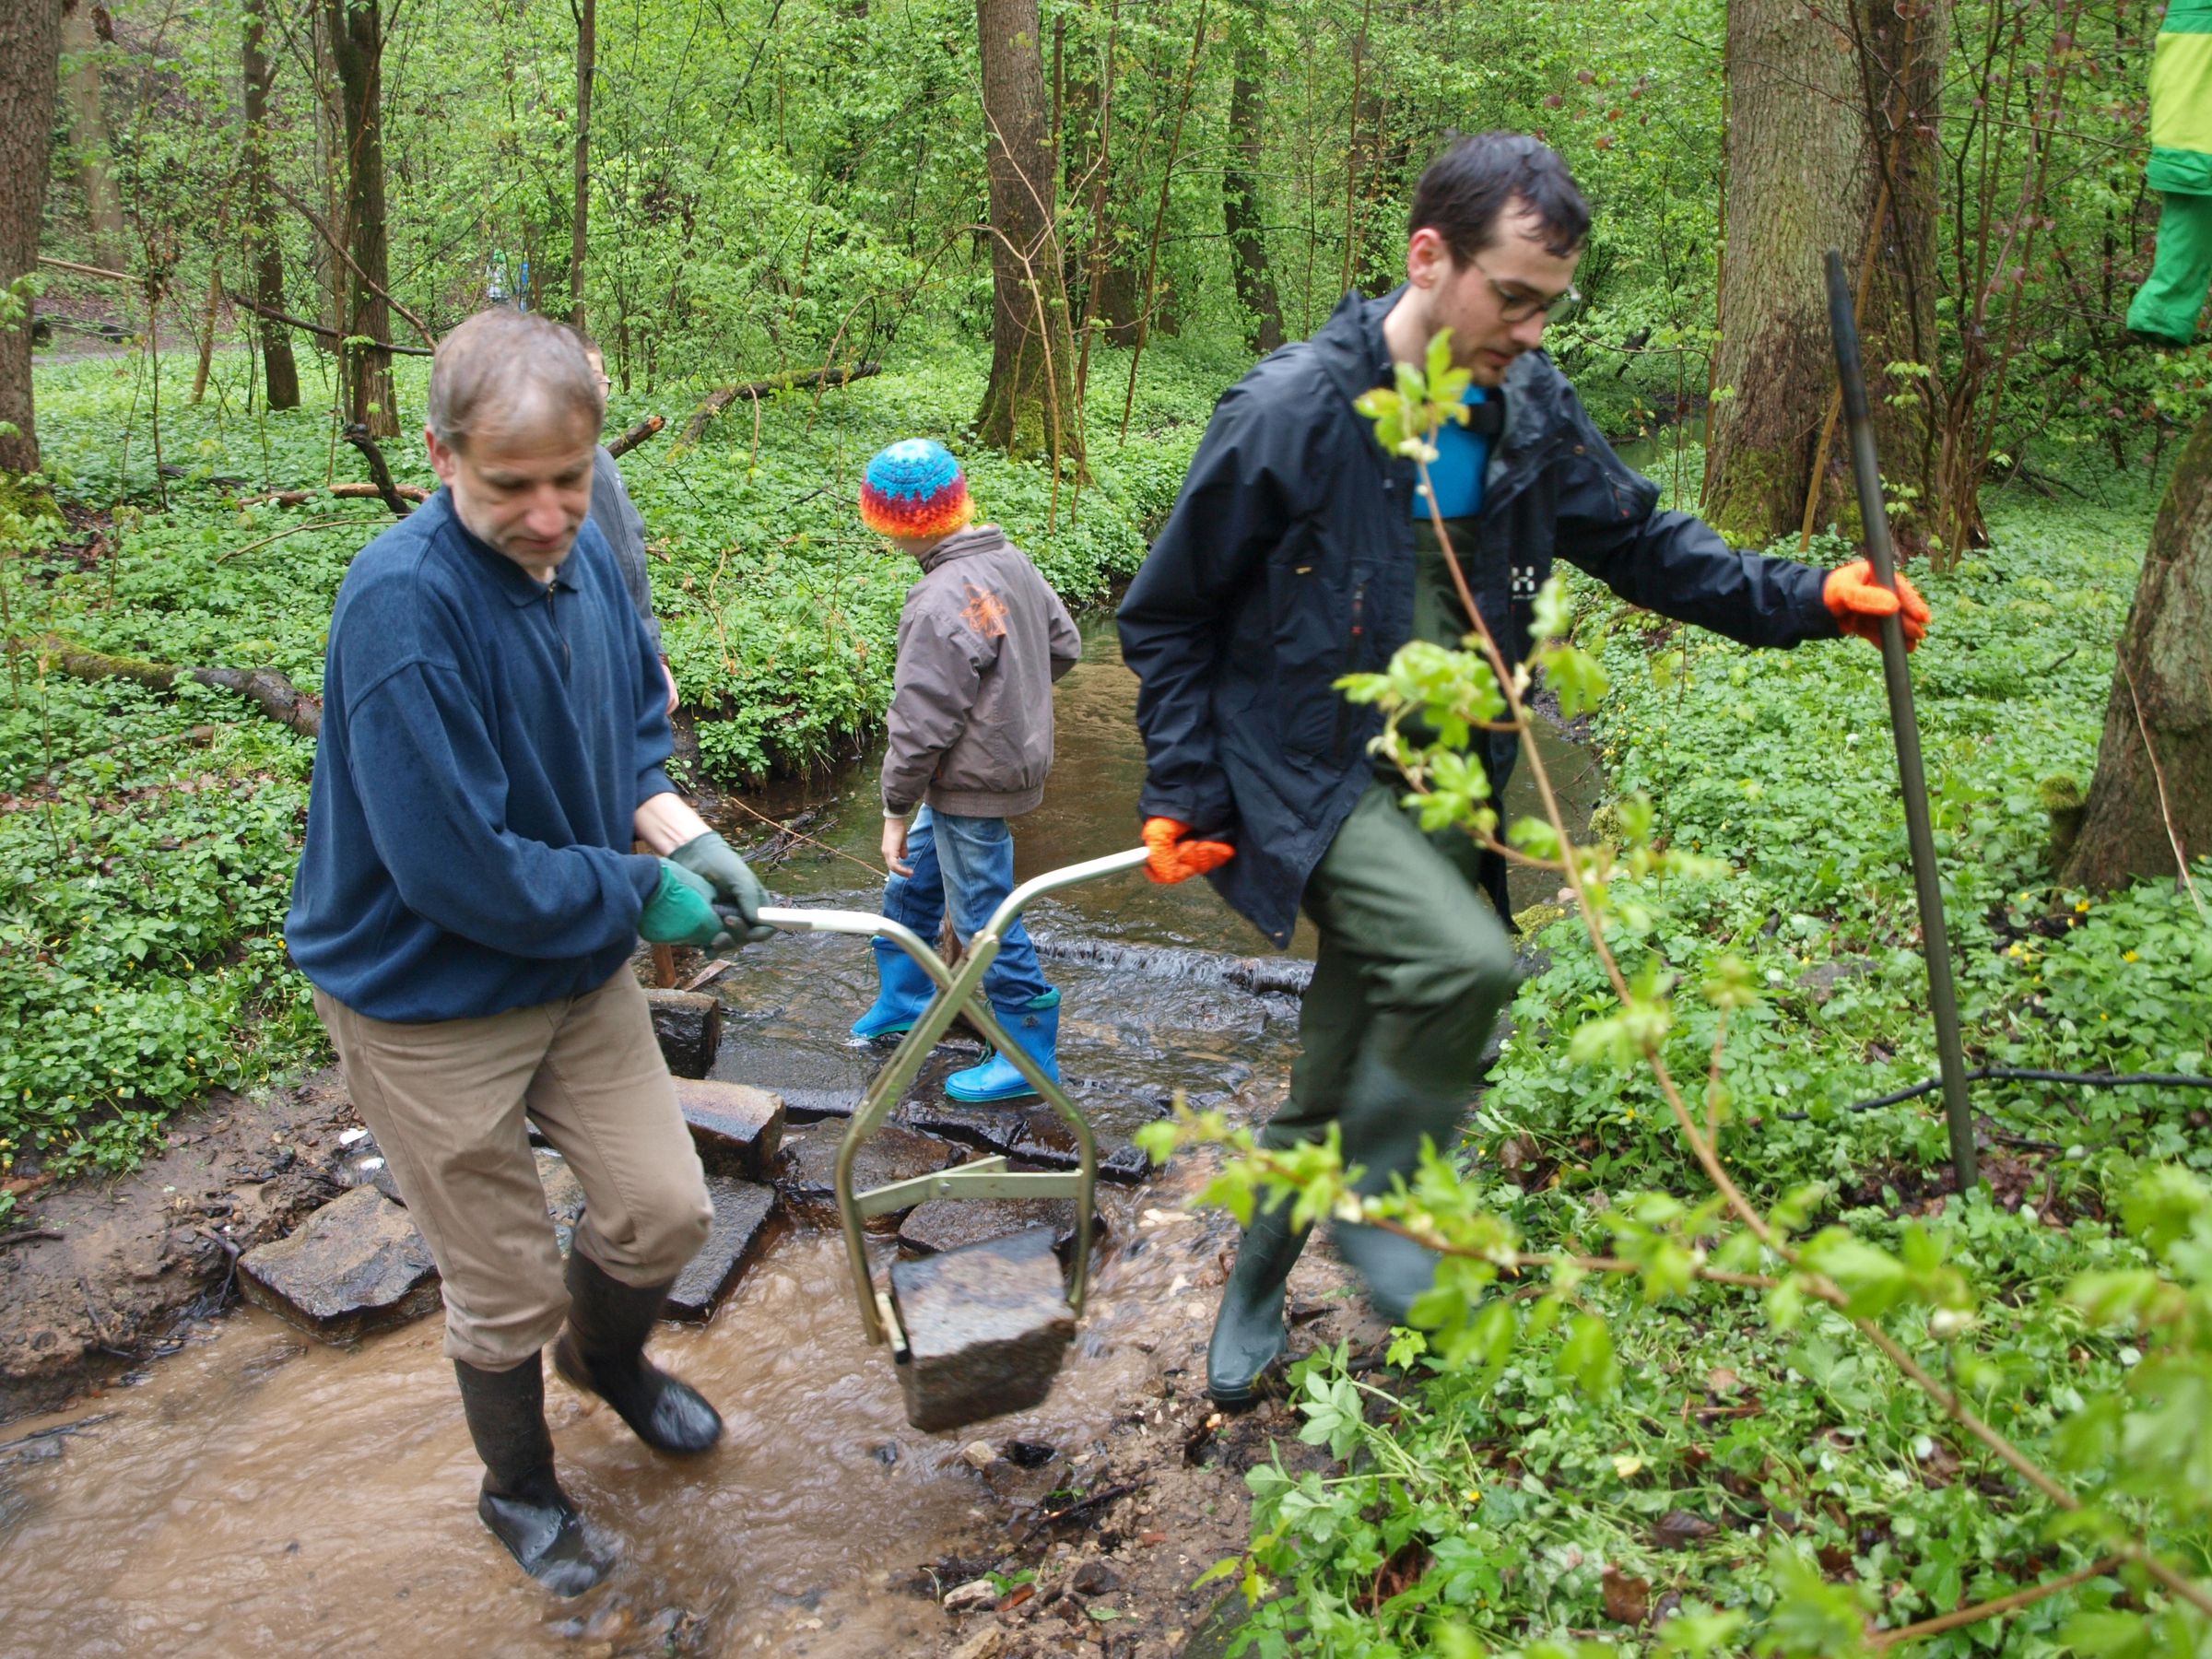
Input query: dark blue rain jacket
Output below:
<box><xmin>1118</xmin><ymin>288</ymin><xmax>1839</xmax><ymax>947</ymax></box>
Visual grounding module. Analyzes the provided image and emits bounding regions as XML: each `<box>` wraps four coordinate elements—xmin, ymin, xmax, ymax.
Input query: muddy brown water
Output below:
<box><xmin>0</xmin><ymin>623</ymin><xmax>1595</xmax><ymax>1659</ymax></box>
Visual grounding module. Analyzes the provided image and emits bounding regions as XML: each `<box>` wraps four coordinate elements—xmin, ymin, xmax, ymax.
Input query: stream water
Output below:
<box><xmin>0</xmin><ymin>620</ymin><xmax>1597</xmax><ymax>1659</ymax></box>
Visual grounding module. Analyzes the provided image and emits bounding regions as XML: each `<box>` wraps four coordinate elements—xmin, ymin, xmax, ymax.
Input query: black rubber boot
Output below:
<box><xmin>453</xmin><ymin>1355</ymin><xmax>612</xmax><ymax>1597</ymax></box>
<box><xmin>552</xmin><ymin>1252</ymin><xmax>724</xmax><ymax>1455</ymax></box>
<box><xmin>1206</xmin><ymin>1198</ymin><xmax>1312</xmax><ymax>1407</ymax></box>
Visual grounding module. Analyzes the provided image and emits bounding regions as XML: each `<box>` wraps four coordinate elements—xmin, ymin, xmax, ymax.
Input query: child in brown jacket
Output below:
<box><xmin>849</xmin><ymin>440</ymin><xmax>1081</xmax><ymax>1102</ymax></box>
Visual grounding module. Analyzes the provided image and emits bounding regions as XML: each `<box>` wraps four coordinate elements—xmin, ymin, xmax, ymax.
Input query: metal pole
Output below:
<box><xmin>1823</xmin><ymin>249</ymin><xmax>1978</xmax><ymax>1192</ymax></box>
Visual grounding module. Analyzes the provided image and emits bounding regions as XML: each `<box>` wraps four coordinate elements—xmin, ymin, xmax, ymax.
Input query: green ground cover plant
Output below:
<box><xmin>0</xmin><ymin>337</ymin><xmax>1221</xmax><ymax>1176</ymax></box>
<box><xmin>1143</xmin><ymin>347</ymin><xmax>2212</xmax><ymax>1656</ymax></box>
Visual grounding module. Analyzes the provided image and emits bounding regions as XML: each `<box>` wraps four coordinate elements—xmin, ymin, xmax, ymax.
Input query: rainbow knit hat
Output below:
<box><xmin>859</xmin><ymin>439</ymin><xmax>975</xmax><ymax>540</ymax></box>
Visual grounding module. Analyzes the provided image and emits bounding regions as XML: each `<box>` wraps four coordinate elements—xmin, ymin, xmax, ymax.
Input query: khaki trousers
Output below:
<box><xmin>314</xmin><ymin>970</ymin><xmax>712</xmax><ymax>1371</ymax></box>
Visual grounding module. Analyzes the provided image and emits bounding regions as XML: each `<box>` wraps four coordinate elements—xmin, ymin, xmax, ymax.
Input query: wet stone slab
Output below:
<box><xmin>773</xmin><ymin>1123</ymin><xmax>966</xmax><ymax>1225</ymax></box>
<box><xmin>663</xmin><ymin>1177</ymin><xmax>778</xmax><ymax>1323</ymax></box>
<box><xmin>711</xmin><ymin>1017</ymin><xmax>883</xmax><ymax>1122</ymax></box>
<box><xmin>888</xmin><ymin>1225</ymin><xmax>1076</xmax><ymax>1433</ymax></box>
<box><xmin>239</xmin><ymin>1185</ymin><xmax>441</xmax><ymax>1343</ymax></box>
<box><xmin>896</xmin><ymin>1196</ymin><xmax>1106</xmax><ymax>1258</ymax></box>
<box><xmin>646</xmin><ymin>989</ymin><xmax>723</xmax><ymax>1079</ymax></box>
<box><xmin>674</xmin><ymin>1078</ymin><xmax>785</xmax><ymax>1180</ymax></box>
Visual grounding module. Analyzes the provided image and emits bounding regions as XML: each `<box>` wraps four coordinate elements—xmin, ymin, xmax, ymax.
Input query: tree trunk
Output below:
<box><xmin>1703</xmin><ymin>0</ymin><xmax>1872</xmax><ymax>547</ymax></box>
<box><xmin>59</xmin><ymin>5</ymin><xmax>128</xmax><ymax>270</ymax></box>
<box><xmin>2060</xmin><ymin>408</ymin><xmax>2212</xmax><ymax>895</ymax></box>
<box><xmin>1223</xmin><ymin>0</ymin><xmax>1285</xmax><ymax>355</ymax></box>
<box><xmin>0</xmin><ymin>0</ymin><xmax>63</xmax><ymax>478</ymax></box>
<box><xmin>1843</xmin><ymin>0</ymin><xmax>1946</xmax><ymax>558</ymax></box>
<box><xmin>241</xmin><ymin>0</ymin><xmax>300</xmax><ymax>410</ymax></box>
<box><xmin>324</xmin><ymin>0</ymin><xmax>397</xmax><ymax>437</ymax></box>
<box><xmin>570</xmin><ymin>0</ymin><xmax>594</xmax><ymax>328</ymax></box>
<box><xmin>972</xmin><ymin>0</ymin><xmax>1081</xmax><ymax>465</ymax></box>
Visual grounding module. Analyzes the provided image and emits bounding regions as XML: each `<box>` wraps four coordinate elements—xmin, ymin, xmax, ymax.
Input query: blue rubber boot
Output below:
<box><xmin>852</xmin><ymin>939</ymin><xmax>935</xmax><ymax>1041</ymax></box>
<box><xmin>945</xmin><ymin>990</ymin><xmax>1061</xmax><ymax>1103</ymax></box>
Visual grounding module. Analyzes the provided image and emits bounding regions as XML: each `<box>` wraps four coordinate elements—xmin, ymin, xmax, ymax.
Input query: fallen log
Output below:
<box><xmin>236</xmin><ymin>481</ymin><xmax>432</xmax><ymax>509</ymax></box>
<box><xmin>677</xmin><ymin>362</ymin><xmax>882</xmax><ymax>447</ymax></box>
<box><xmin>606</xmin><ymin>413</ymin><xmax>665</xmax><ymax>460</ymax></box>
<box><xmin>341</xmin><ymin>425</ymin><xmax>414</xmax><ymax>518</ymax></box>
<box><xmin>10</xmin><ymin>634</ymin><xmax>322</xmax><ymax>740</ymax></box>
<box><xmin>229</xmin><ymin>295</ymin><xmax>435</xmax><ymax>359</ymax></box>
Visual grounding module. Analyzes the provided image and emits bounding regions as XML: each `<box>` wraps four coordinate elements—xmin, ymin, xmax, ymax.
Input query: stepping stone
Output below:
<box><xmin>897</xmin><ymin>1197</ymin><xmax>1106</xmax><ymax>1258</ymax></box>
<box><xmin>675</xmin><ymin>1079</ymin><xmax>785</xmax><ymax>1179</ymax></box>
<box><xmin>768</xmin><ymin>1087</ymin><xmax>865</xmax><ymax>1124</ymax></box>
<box><xmin>902</xmin><ymin>1099</ymin><xmax>1027</xmax><ymax>1159</ymax></box>
<box><xmin>239</xmin><ymin>1185</ymin><xmax>441</xmax><ymax>1343</ymax></box>
<box><xmin>907</xmin><ymin>1096</ymin><xmax>1158</xmax><ymax>1184</ymax></box>
<box><xmin>711</xmin><ymin>1021</ymin><xmax>880</xmax><ymax>1122</ymax></box>
<box><xmin>775</xmin><ymin>1124</ymin><xmax>965</xmax><ymax>1226</ymax></box>
<box><xmin>1006</xmin><ymin>1112</ymin><xmax>1154</xmax><ymax>1185</ymax></box>
<box><xmin>663</xmin><ymin>1177</ymin><xmax>779</xmax><ymax>1323</ymax></box>
<box><xmin>888</xmin><ymin>1225</ymin><xmax>1076</xmax><ymax>1432</ymax></box>
<box><xmin>646</xmin><ymin>989</ymin><xmax>722</xmax><ymax>1078</ymax></box>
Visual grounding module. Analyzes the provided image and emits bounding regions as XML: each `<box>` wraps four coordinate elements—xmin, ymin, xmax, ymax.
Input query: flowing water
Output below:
<box><xmin>0</xmin><ymin>621</ymin><xmax>1597</xmax><ymax>1659</ymax></box>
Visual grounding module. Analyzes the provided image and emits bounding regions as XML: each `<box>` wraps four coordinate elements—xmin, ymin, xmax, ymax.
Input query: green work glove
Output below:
<box><xmin>668</xmin><ymin>830</ymin><xmax>775</xmax><ymax>944</ymax></box>
<box><xmin>640</xmin><ymin>860</ymin><xmax>735</xmax><ymax>949</ymax></box>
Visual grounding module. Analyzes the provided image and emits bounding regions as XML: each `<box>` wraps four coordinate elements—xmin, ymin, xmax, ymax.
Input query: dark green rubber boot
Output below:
<box><xmin>453</xmin><ymin>1354</ymin><xmax>612</xmax><ymax>1596</ymax></box>
<box><xmin>1330</xmin><ymin>1053</ymin><xmax>1477</xmax><ymax>1325</ymax></box>
<box><xmin>1206</xmin><ymin>1199</ymin><xmax>1312</xmax><ymax>1407</ymax></box>
<box><xmin>1329</xmin><ymin>1221</ymin><xmax>1440</xmax><ymax>1326</ymax></box>
<box><xmin>552</xmin><ymin>1252</ymin><xmax>724</xmax><ymax>1455</ymax></box>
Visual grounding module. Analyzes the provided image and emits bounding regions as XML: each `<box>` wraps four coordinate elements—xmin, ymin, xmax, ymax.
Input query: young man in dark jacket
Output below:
<box><xmin>287</xmin><ymin>309</ymin><xmax>776</xmax><ymax>1594</ymax></box>
<box><xmin>1118</xmin><ymin>133</ymin><xmax>1929</xmax><ymax>1406</ymax></box>
<box><xmin>849</xmin><ymin>439</ymin><xmax>1084</xmax><ymax>1101</ymax></box>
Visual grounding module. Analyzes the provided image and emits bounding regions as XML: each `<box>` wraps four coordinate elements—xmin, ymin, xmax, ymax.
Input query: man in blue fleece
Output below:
<box><xmin>286</xmin><ymin>308</ymin><xmax>773</xmax><ymax>1595</ymax></box>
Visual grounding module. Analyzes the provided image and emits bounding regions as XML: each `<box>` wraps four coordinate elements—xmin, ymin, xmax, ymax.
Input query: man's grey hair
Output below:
<box><xmin>427</xmin><ymin>309</ymin><xmax>605</xmax><ymax>452</ymax></box>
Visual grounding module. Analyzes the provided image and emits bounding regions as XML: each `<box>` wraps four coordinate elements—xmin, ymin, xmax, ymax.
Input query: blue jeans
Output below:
<box><xmin>881</xmin><ymin>806</ymin><xmax>1052</xmax><ymax>1007</ymax></box>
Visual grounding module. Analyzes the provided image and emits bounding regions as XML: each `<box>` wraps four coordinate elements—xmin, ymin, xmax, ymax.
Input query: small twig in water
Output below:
<box><xmin>724</xmin><ymin>794</ymin><xmax>888</xmax><ymax>879</ymax></box>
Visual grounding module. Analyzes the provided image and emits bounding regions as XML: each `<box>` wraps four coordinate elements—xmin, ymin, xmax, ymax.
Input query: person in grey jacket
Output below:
<box><xmin>849</xmin><ymin>439</ymin><xmax>1082</xmax><ymax>1102</ymax></box>
<box><xmin>579</xmin><ymin>337</ymin><xmax>678</xmax><ymax>714</ymax></box>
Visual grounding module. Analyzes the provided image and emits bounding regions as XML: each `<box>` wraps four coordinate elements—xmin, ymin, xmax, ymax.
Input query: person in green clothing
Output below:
<box><xmin>2127</xmin><ymin>0</ymin><xmax>2212</xmax><ymax>347</ymax></box>
<box><xmin>1120</xmin><ymin>133</ymin><xmax>1932</xmax><ymax>1408</ymax></box>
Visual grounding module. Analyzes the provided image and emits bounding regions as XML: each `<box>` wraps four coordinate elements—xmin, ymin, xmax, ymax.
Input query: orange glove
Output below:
<box><xmin>1823</xmin><ymin>558</ymin><xmax>1931</xmax><ymax>652</ymax></box>
<box><xmin>1142</xmin><ymin>817</ymin><xmax>1235</xmax><ymax>885</ymax></box>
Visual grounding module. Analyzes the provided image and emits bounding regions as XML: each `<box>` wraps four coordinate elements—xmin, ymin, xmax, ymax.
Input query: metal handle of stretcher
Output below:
<box><xmin>757</xmin><ymin>844</ymin><xmax>1151</xmax><ymax>1349</ymax></box>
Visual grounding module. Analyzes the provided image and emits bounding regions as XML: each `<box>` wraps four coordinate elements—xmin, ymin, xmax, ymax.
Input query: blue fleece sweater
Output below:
<box><xmin>286</xmin><ymin>488</ymin><xmax>672</xmax><ymax>1021</ymax></box>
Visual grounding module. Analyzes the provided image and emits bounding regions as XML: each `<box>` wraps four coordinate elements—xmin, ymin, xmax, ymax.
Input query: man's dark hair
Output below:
<box><xmin>1408</xmin><ymin>133</ymin><xmax>1590</xmax><ymax>262</ymax></box>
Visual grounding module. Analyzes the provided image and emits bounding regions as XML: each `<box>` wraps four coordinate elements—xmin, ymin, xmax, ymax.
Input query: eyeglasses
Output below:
<box><xmin>1469</xmin><ymin>257</ymin><xmax>1581</xmax><ymax>324</ymax></box>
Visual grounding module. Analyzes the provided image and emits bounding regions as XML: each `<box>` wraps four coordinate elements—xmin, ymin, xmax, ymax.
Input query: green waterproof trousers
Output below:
<box><xmin>2128</xmin><ymin>190</ymin><xmax>2212</xmax><ymax>346</ymax></box>
<box><xmin>1260</xmin><ymin>779</ymin><xmax>1519</xmax><ymax>1318</ymax></box>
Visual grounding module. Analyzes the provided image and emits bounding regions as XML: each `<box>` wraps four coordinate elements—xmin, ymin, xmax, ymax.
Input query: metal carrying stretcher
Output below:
<box><xmin>755</xmin><ymin>845</ymin><xmax>1150</xmax><ymax>1432</ymax></box>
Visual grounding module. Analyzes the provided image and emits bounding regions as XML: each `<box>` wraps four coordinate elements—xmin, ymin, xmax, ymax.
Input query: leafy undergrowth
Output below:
<box><xmin>0</xmin><ymin>336</ymin><xmax>1224</xmax><ymax>1176</ymax></box>
<box><xmin>1214</xmin><ymin>471</ymin><xmax>2212</xmax><ymax>1656</ymax></box>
